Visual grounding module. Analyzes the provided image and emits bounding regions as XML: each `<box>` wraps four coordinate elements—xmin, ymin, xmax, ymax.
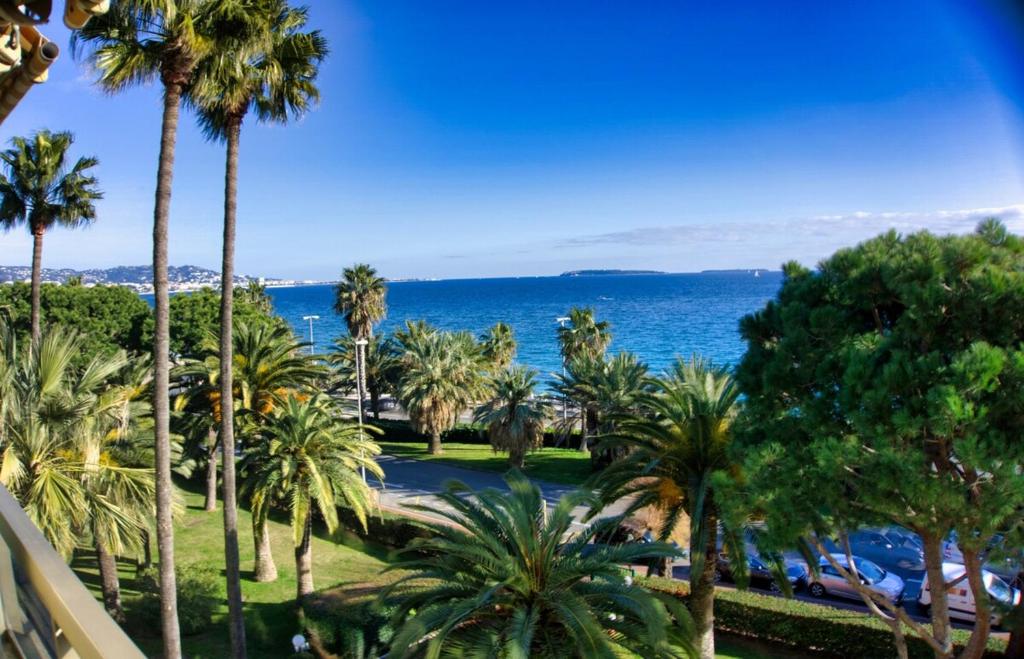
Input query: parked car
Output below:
<box><xmin>848</xmin><ymin>529</ymin><xmax>925</xmax><ymax>572</ymax></box>
<box><xmin>942</xmin><ymin>531</ymin><xmax>1021</xmax><ymax>583</ymax></box>
<box><xmin>807</xmin><ymin>554</ymin><xmax>905</xmax><ymax>604</ymax></box>
<box><xmin>877</xmin><ymin>526</ymin><xmax>924</xmax><ymax>552</ymax></box>
<box><xmin>714</xmin><ymin>551</ymin><xmax>807</xmax><ymax>593</ymax></box>
<box><xmin>918</xmin><ymin>562</ymin><xmax>1021</xmax><ymax>627</ymax></box>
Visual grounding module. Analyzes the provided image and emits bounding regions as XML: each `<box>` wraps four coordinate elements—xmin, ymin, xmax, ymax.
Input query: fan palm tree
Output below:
<box><xmin>382</xmin><ymin>470</ymin><xmax>694</xmax><ymax>658</ymax></box>
<box><xmin>188</xmin><ymin>4</ymin><xmax>327</xmax><ymax>650</ymax></box>
<box><xmin>72</xmin><ymin>3</ymin><xmax>243</xmax><ymax>651</ymax></box>
<box><xmin>0</xmin><ymin>329</ymin><xmax>155</xmax><ymax>623</ymax></box>
<box><xmin>590</xmin><ymin>357</ymin><xmax>741</xmax><ymax>659</ymax></box>
<box><xmin>243</xmin><ymin>395</ymin><xmax>382</xmax><ymax>601</ymax></box>
<box><xmin>480</xmin><ymin>321</ymin><xmax>516</xmax><ymax>372</ymax></box>
<box><xmin>329</xmin><ymin>334</ymin><xmax>399</xmax><ymax>420</ymax></box>
<box><xmin>557</xmin><ymin>306</ymin><xmax>611</xmax><ymax>363</ymax></box>
<box><xmin>334</xmin><ymin>263</ymin><xmax>387</xmax><ymax>399</ymax></box>
<box><xmin>474</xmin><ymin>366</ymin><xmax>551</xmax><ymax>469</ymax></box>
<box><xmin>397</xmin><ymin>329</ymin><xmax>487</xmax><ymax>454</ymax></box>
<box><xmin>0</xmin><ymin>130</ymin><xmax>102</xmax><ymax>343</ymax></box>
<box><xmin>334</xmin><ymin>263</ymin><xmax>387</xmax><ymax>340</ymax></box>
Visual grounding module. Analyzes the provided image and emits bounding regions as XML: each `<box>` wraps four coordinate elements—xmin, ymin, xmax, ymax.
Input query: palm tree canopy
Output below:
<box><xmin>480</xmin><ymin>321</ymin><xmax>517</xmax><ymax>371</ymax></box>
<box><xmin>558</xmin><ymin>307</ymin><xmax>611</xmax><ymax>363</ymax></box>
<box><xmin>591</xmin><ymin>356</ymin><xmax>740</xmax><ymax>542</ymax></box>
<box><xmin>397</xmin><ymin>328</ymin><xmax>487</xmax><ymax>438</ymax></box>
<box><xmin>554</xmin><ymin>352</ymin><xmax>650</xmax><ymax>433</ymax></box>
<box><xmin>189</xmin><ymin>0</ymin><xmax>328</xmax><ymax>136</ymax></box>
<box><xmin>382</xmin><ymin>471</ymin><xmax>694</xmax><ymax>658</ymax></box>
<box><xmin>0</xmin><ymin>327</ymin><xmax>154</xmax><ymax>557</ymax></box>
<box><xmin>474</xmin><ymin>365</ymin><xmax>551</xmax><ymax>457</ymax></box>
<box><xmin>241</xmin><ymin>395</ymin><xmax>382</xmax><ymax>539</ymax></box>
<box><xmin>329</xmin><ymin>334</ymin><xmax>399</xmax><ymax>395</ymax></box>
<box><xmin>333</xmin><ymin>264</ymin><xmax>387</xmax><ymax>339</ymax></box>
<box><xmin>0</xmin><ymin>130</ymin><xmax>102</xmax><ymax>235</ymax></box>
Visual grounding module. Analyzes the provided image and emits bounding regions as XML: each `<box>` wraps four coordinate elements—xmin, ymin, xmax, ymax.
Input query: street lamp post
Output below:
<box><xmin>355</xmin><ymin>338</ymin><xmax>369</xmax><ymax>483</ymax></box>
<box><xmin>556</xmin><ymin>316</ymin><xmax>570</xmax><ymax>422</ymax></box>
<box><xmin>302</xmin><ymin>315</ymin><xmax>319</xmax><ymax>355</ymax></box>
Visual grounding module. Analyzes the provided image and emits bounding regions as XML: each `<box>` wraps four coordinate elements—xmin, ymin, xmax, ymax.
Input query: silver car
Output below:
<box><xmin>807</xmin><ymin>554</ymin><xmax>905</xmax><ymax>604</ymax></box>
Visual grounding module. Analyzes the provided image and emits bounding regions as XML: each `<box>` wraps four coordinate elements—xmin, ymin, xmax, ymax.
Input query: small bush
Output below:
<box><xmin>338</xmin><ymin>505</ymin><xmax>434</xmax><ymax>549</ymax></box>
<box><xmin>132</xmin><ymin>564</ymin><xmax>220</xmax><ymax>636</ymax></box>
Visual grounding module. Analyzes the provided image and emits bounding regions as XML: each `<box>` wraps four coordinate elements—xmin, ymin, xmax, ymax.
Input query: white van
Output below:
<box><xmin>918</xmin><ymin>562</ymin><xmax>1021</xmax><ymax>626</ymax></box>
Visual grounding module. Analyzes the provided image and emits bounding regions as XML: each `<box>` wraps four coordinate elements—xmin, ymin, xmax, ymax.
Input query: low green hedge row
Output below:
<box><xmin>641</xmin><ymin>576</ymin><xmax>1007</xmax><ymax>658</ymax></box>
<box><xmin>338</xmin><ymin>504</ymin><xmax>435</xmax><ymax>549</ymax></box>
<box><xmin>368</xmin><ymin>417</ymin><xmax>576</xmax><ymax>448</ymax></box>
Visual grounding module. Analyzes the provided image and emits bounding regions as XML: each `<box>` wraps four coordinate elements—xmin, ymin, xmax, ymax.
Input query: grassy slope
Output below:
<box><xmin>73</xmin><ymin>482</ymin><xmax>394</xmax><ymax>658</ymax></box>
<box><xmin>378</xmin><ymin>440</ymin><xmax>594</xmax><ymax>486</ymax></box>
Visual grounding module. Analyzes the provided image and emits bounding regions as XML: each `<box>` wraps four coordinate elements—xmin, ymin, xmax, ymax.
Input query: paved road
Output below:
<box><xmin>370</xmin><ymin>453</ymin><xmax>628</xmax><ymax>531</ymax></box>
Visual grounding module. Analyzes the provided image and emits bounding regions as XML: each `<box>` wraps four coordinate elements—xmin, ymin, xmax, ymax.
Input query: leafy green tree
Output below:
<box><xmin>74</xmin><ymin>3</ymin><xmax>248</xmax><ymax>650</ymax></box>
<box><xmin>383</xmin><ymin>471</ymin><xmax>694</xmax><ymax>658</ymax></box>
<box><xmin>480</xmin><ymin>321</ymin><xmax>516</xmax><ymax>371</ymax></box>
<box><xmin>0</xmin><ymin>130</ymin><xmax>102</xmax><ymax>342</ymax></box>
<box><xmin>189</xmin><ymin>4</ymin><xmax>326</xmax><ymax>649</ymax></box>
<box><xmin>169</xmin><ymin>286</ymin><xmax>280</xmax><ymax>358</ymax></box>
<box><xmin>591</xmin><ymin>357</ymin><xmax>740</xmax><ymax>659</ymax></box>
<box><xmin>329</xmin><ymin>334</ymin><xmax>400</xmax><ymax>419</ymax></box>
<box><xmin>734</xmin><ymin>221</ymin><xmax>1024</xmax><ymax>659</ymax></box>
<box><xmin>397</xmin><ymin>327</ymin><xmax>487</xmax><ymax>454</ymax></box>
<box><xmin>237</xmin><ymin>280</ymin><xmax>273</xmax><ymax>314</ymax></box>
<box><xmin>474</xmin><ymin>365</ymin><xmax>551</xmax><ymax>469</ymax></box>
<box><xmin>242</xmin><ymin>395</ymin><xmax>381</xmax><ymax>602</ymax></box>
<box><xmin>0</xmin><ymin>282</ymin><xmax>150</xmax><ymax>363</ymax></box>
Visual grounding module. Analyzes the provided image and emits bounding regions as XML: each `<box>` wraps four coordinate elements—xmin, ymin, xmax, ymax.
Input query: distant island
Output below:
<box><xmin>560</xmin><ymin>269</ymin><xmax>666</xmax><ymax>277</ymax></box>
<box><xmin>0</xmin><ymin>265</ymin><xmax>318</xmax><ymax>294</ymax></box>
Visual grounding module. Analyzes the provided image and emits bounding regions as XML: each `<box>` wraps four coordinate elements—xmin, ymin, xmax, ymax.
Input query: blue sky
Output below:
<box><xmin>2</xmin><ymin>0</ymin><xmax>1023</xmax><ymax>280</ymax></box>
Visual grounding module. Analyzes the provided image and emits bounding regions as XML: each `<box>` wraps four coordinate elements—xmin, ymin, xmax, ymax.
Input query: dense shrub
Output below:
<box><xmin>304</xmin><ymin>599</ymin><xmax>396</xmax><ymax>658</ymax></box>
<box><xmin>133</xmin><ymin>564</ymin><xmax>220</xmax><ymax>636</ymax></box>
<box><xmin>370</xmin><ymin>417</ymin><xmax>577</xmax><ymax>448</ymax></box>
<box><xmin>642</xmin><ymin>577</ymin><xmax>1007</xmax><ymax>658</ymax></box>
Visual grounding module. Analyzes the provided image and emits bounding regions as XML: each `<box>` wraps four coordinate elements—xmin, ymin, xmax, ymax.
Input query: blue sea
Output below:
<box><xmin>267</xmin><ymin>272</ymin><xmax>782</xmax><ymax>380</ymax></box>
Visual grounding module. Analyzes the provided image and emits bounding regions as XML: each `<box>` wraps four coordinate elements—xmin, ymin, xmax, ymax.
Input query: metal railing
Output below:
<box><xmin>0</xmin><ymin>484</ymin><xmax>144</xmax><ymax>659</ymax></box>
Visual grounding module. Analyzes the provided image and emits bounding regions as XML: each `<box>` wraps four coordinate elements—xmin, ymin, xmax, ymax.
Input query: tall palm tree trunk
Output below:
<box><xmin>29</xmin><ymin>225</ymin><xmax>44</xmax><ymax>343</ymax></box>
<box><xmin>689</xmin><ymin>508</ymin><xmax>718</xmax><ymax>659</ymax></box>
<box><xmin>253</xmin><ymin>514</ymin><xmax>278</xmax><ymax>582</ymax></box>
<box><xmin>204</xmin><ymin>429</ymin><xmax>218</xmax><ymax>512</ymax></box>
<box><xmin>430</xmin><ymin>430</ymin><xmax>443</xmax><ymax>455</ymax></box>
<box><xmin>95</xmin><ymin>538</ymin><xmax>125</xmax><ymax>624</ymax></box>
<box><xmin>152</xmin><ymin>78</ymin><xmax>184</xmax><ymax>659</ymax></box>
<box><xmin>219</xmin><ymin>113</ymin><xmax>247</xmax><ymax>658</ymax></box>
<box><xmin>295</xmin><ymin>510</ymin><xmax>314</xmax><ymax>601</ymax></box>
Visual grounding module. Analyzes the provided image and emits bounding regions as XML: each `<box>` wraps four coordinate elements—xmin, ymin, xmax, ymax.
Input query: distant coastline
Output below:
<box><xmin>559</xmin><ymin>269</ymin><xmax>666</xmax><ymax>277</ymax></box>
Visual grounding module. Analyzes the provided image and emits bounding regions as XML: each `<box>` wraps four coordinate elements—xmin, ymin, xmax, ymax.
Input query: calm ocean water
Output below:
<box><xmin>266</xmin><ymin>272</ymin><xmax>782</xmax><ymax>379</ymax></box>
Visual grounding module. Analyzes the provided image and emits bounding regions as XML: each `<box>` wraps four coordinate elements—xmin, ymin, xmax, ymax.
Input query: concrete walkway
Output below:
<box><xmin>369</xmin><ymin>453</ymin><xmax>630</xmax><ymax>532</ymax></box>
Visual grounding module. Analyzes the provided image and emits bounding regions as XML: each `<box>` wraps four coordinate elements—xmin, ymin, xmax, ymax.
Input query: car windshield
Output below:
<box><xmin>854</xmin><ymin>558</ymin><xmax>886</xmax><ymax>582</ymax></box>
<box><xmin>986</xmin><ymin>573</ymin><xmax>1014</xmax><ymax>604</ymax></box>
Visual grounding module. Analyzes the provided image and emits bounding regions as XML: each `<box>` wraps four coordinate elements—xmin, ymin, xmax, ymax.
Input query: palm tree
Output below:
<box><xmin>189</xmin><ymin>4</ymin><xmax>327</xmax><ymax>651</ymax></box>
<box><xmin>73</xmin><ymin>4</ymin><xmax>235</xmax><ymax>651</ymax></box>
<box><xmin>557</xmin><ymin>306</ymin><xmax>611</xmax><ymax>363</ymax></box>
<box><xmin>480</xmin><ymin>321</ymin><xmax>516</xmax><ymax>371</ymax></box>
<box><xmin>397</xmin><ymin>329</ymin><xmax>487</xmax><ymax>454</ymax></box>
<box><xmin>243</xmin><ymin>395</ymin><xmax>381</xmax><ymax>601</ymax></box>
<box><xmin>382</xmin><ymin>471</ymin><xmax>694</xmax><ymax>658</ymax></box>
<box><xmin>0</xmin><ymin>328</ymin><xmax>155</xmax><ymax>623</ymax></box>
<box><xmin>474</xmin><ymin>366</ymin><xmax>551</xmax><ymax>469</ymax></box>
<box><xmin>591</xmin><ymin>357</ymin><xmax>741</xmax><ymax>659</ymax></box>
<box><xmin>334</xmin><ymin>264</ymin><xmax>387</xmax><ymax>397</ymax></box>
<box><xmin>329</xmin><ymin>334</ymin><xmax>399</xmax><ymax>420</ymax></box>
<box><xmin>237</xmin><ymin>280</ymin><xmax>273</xmax><ymax>314</ymax></box>
<box><xmin>171</xmin><ymin>353</ymin><xmax>223</xmax><ymax>512</ymax></box>
<box><xmin>0</xmin><ymin>130</ymin><xmax>102</xmax><ymax>342</ymax></box>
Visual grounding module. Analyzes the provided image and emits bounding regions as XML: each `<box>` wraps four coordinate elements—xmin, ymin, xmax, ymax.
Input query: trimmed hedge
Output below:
<box><xmin>642</xmin><ymin>576</ymin><xmax>1007</xmax><ymax>658</ymax></box>
<box><xmin>338</xmin><ymin>504</ymin><xmax>435</xmax><ymax>549</ymax></box>
<box><xmin>368</xmin><ymin>417</ymin><xmax>577</xmax><ymax>448</ymax></box>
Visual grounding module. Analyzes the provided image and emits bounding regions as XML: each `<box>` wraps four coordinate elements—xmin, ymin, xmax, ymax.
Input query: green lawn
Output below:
<box><xmin>378</xmin><ymin>440</ymin><xmax>595</xmax><ymax>486</ymax></box>
<box><xmin>73</xmin><ymin>481</ymin><xmax>395</xmax><ymax>658</ymax></box>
